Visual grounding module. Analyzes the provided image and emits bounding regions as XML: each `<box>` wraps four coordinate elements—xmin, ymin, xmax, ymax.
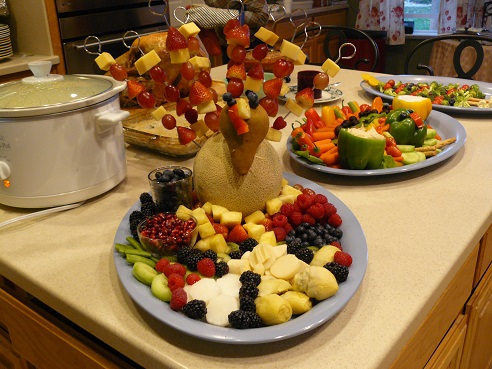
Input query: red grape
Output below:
<box><xmin>226</xmin><ymin>78</ymin><xmax>244</xmax><ymax>98</ymax></box>
<box><xmin>161</xmin><ymin>114</ymin><xmax>177</xmax><ymax>130</ymax></box>
<box><xmin>252</xmin><ymin>44</ymin><xmax>268</xmax><ymax>60</ymax></box>
<box><xmin>149</xmin><ymin>66</ymin><xmax>166</xmax><ymax>84</ymax></box>
<box><xmin>273</xmin><ymin>59</ymin><xmax>290</xmax><ymax>78</ymax></box>
<box><xmin>109</xmin><ymin>63</ymin><xmax>127</xmax><ymax>81</ymax></box>
<box><xmin>137</xmin><ymin>91</ymin><xmax>155</xmax><ymax>109</ymax></box>
<box><xmin>230</xmin><ymin>45</ymin><xmax>246</xmax><ymax>63</ymax></box>
<box><xmin>181</xmin><ymin>62</ymin><xmax>195</xmax><ymax>80</ymax></box>
<box><xmin>198</xmin><ymin>71</ymin><xmax>212</xmax><ymax>88</ymax></box>
<box><xmin>164</xmin><ymin>85</ymin><xmax>180</xmax><ymax>102</ymax></box>
<box><xmin>184</xmin><ymin>108</ymin><xmax>198</xmax><ymax>123</ymax></box>
<box><xmin>209</xmin><ymin>87</ymin><xmax>218</xmax><ymax>103</ymax></box>
<box><xmin>188</xmin><ymin>36</ymin><xmax>200</xmax><ymax>54</ymax></box>
<box><xmin>204</xmin><ymin>111</ymin><xmax>220</xmax><ymax>132</ymax></box>
<box><xmin>313</xmin><ymin>72</ymin><xmax>329</xmax><ymax>90</ymax></box>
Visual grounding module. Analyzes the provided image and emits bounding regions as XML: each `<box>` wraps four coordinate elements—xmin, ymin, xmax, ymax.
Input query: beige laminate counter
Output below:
<box><xmin>1</xmin><ymin>65</ymin><xmax>491</xmax><ymax>369</ymax></box>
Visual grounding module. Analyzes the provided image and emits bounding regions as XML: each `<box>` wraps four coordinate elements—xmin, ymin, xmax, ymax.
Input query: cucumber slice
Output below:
<box><xmin>423</xmin><ymin>138</ymin><xmax>438</xmax><ymax>146</ymax></box>
<box><xmin>426</xmin><ymin>128</ymin><xmax>437</xmax><ymax>139</ymax></box>
<box><xmin>132</xmin><ymin>262</ymin><xmax>158</xmax><ymax>286</ymax></box>
<box><xmin>401</xmin><ymin>152</ymin><xmax>421</xmax><ymax>165</ymax></box>
<box><xmin>151</xmin><ymin>273</ymin><xmax>172</xmax><ymax>302</ymax></box>
<box><xmin>415</xmin><ymin>151</ymin><xmax>426</xmax><ymax>162</ymax></box>
<box><xmin>126</xmin><ymin>254</ymin><xmax>156</xmax><ymax>268</ymax></box>
<box><xmin>397</xmin><ymin>144</ymin><xmax>415</xmax><ymax>153</ymax></box>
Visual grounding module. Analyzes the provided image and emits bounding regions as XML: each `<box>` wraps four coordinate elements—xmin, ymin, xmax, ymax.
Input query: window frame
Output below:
<box><xmin>404</xmin><ymin>0</ymin><xmax>441</xmax><ymax>35</ymax></box>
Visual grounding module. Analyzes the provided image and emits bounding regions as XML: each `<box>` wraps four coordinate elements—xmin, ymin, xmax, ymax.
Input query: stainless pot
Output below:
<box><xmin>0</xmin><ymin>61</ymin><xmax>130</xmax><ymax>208</ymax></box>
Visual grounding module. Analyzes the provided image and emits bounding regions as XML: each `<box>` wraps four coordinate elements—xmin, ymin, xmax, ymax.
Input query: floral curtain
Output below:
<box><xmin>355</xmin><ymin>0</ymin><xmax>405</xmax><ymax>45</ymax></box>
<box><xmin>439</xmin><ymin>0</ymin><xmax>486</xmax><ymax>33</ymax></box>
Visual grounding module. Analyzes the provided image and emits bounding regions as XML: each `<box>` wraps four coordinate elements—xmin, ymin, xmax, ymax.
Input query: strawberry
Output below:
<box><xmin>226</xmin><ymin>63</ymin><xmax>247</xmax><ymax>80</ymax></box>
<box><xmin>334</xmin><ymin>251</ymin><xmax>352</xmax><ymax>267</ymax></box>
<box><xmin>186</xmin><ymin>273</ymin><xmax>201</xmax><ymax>285</ymax></box>
<box><xmin>295</xmin><ymin>87</ymin><xmax>315</xmax><ymax>109</ymax></box>
<box><xmin>163</xmin><ymin>262</ymin><xmax>186</xmax><ymax>277</ymax></box>
<box><xmin>177</xmin><ymin>126</ymin><xmax>196</xmax><ymax>145</ymax></box>
<box><xmin>247</xmin><ymin>62</ymin><xmax>264</xmax><ymax>80</ymax></box>
<box><xmin>155</xmin><ymin>258</ymin><xmax>170</xmax><ymax>273</ymax></box>
<box><xmin>167</xmin><ymin>273</ymin><xmax>185</xmax><ymax>291</ymax></box>
<box><xmin>227</xmin><ymin>224</ymin><xmax>249</xmax><ymax>243</ymax></box>
<box><xmin>273</xmin><ymin>227</ymin><xmax>287</xmax><ymax>242</ymax></box>
<box><xmin>189</xmin><ymin>81</ymin><xmax>213</xmax><ymax>105</ymax></box>
<box><xmin>176</xmin><ymin>98</ymin><xmax>192</xmax><ymax>116</ymax></box>
<box><xmin>126</xmin><ymin>80</ymin><xmax>146</xmax><ymax>100</ymax></box>
<box><xmin>225</xmin><ymin>24</ymin><xmax>250</xmax><ymax>48</ymax></box>
<box><xmin>213</xmin><ymin>223</ymin><xmax>229</xmax><ymax>239</ymax></box>
<box><xmin>327</xmin><ymin>213</ymin><xmax>342</xmax><ymax>228</ymax></box>
<box><xmin>258</xmin><ymin>218</ymin><xmax>273</xmax><ymax>232</ymax></box>
<box><xmin>224</xmin><ymin>19</ymin><xmax>241</xmax><ymax>35</ymax></box>
<box><xmin>166</xmin><ymin>26</ymin><xmax>187</xmax><ymax>51</ymax></box>
<box><xmin>197</xmin><ymin>257</ymin><xmax>216</xmax><ymax>277</ymax></box>
<box><xmin>262</xmin><ymin>77</ymin><xmax>283</xmax><ymax>98</ymax></box>
<box><xmin>307</xmin><ymin>203</ymin><xmax>325</xmax><ymax>220</ymax></box>
<box><xmin>272</xmin><ymin>116</ymin><xmax>287</xmax><ymax>130</ymax></box>
<box><xmin>170</xmin><ymin>287</ymin><xmax>187</xmax><ymax>311</ymax></box>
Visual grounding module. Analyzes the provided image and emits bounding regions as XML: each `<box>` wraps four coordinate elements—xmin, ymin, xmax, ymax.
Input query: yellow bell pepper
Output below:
<box><xmin>321</xmin><ymin>106</ymin><xmax>336</xmax><ymax>125</ymax></box>
<box><xmin>392</xmin><ymin>95</ymin><xmax>433</xmax><ymax>121</ymax></box>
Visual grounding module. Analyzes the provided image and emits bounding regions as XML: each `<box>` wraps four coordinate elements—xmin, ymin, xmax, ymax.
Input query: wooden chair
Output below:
<box><xmin>404</xmin><ymin>33</ymin><xmax>492</xmax><ymax>80</ymax></box>
<box><xmin>293</xmin><ymin>25</ymin><xmax>381</xmax><ymax>72</ymax></box>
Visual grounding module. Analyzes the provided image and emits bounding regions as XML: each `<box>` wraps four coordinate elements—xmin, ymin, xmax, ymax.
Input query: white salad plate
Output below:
<box><xmin>288</xmin><ymin>110</ymin><xmax>466</xmax><ymax>176</ymax></box>
<box><xmin>280</xmin><ymin>86</ymin><xmax>343</xmax><ymax>104</ymax></box>
<box><xmin>360</xmin><ymin>75</ymin><xmax>492</xmax><ymax>115</ymax></box>
<box><xmin>113</xmin><ymin>171</ymin><xmax>368</xmax><ymax>344</ymax></box>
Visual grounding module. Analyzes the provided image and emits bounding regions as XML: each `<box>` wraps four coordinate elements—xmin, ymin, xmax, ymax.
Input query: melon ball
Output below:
<box><xmin>193</xmin><ymin>133</ymin><xmax>283</xmax><ymax>217</ymax></box>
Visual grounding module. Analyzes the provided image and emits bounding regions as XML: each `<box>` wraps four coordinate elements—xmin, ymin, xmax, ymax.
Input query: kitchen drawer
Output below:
<box><xmin>474</xmin><ymin>223</ymin><xmax>492</xmax><ymax>286</ymax></box>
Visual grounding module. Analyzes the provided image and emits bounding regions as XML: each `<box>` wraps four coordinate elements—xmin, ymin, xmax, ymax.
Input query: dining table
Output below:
<box><xmin>0</xmin><ymin>63</ymin><xmax>491</xmax><ymax>369</ymax></box>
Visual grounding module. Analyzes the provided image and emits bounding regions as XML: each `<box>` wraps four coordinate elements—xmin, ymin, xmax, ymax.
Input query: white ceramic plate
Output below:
<box><xmin>360</xmin><ymin>75</ymin><xmax>492</xmax><ymax>115</ymax></box>
<box><xmin>288</xmin><ymin>110</ymin><xmax>466</xmax><ymax>176</ymax></box>
<box><xmin>280</xmin><ymin>86</ymin><xmax>343</xmax><ymax>104</ymax></box>
<box><xmin>113</xmin><ymin>171</ymin><xmax>368</xmax><ymax>344</ymax></box>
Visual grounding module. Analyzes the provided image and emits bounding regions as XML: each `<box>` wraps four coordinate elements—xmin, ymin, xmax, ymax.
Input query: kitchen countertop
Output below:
<box><xmin>1</xmin><ymin>65</ymin><xmax>492</xmax><ymax>369</ymax></box>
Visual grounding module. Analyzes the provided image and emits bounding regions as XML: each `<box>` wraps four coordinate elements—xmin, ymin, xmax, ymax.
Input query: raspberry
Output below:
<box><xmin>302</xmin><ymin>213</ymin><xmax>316</xmax><ymax>225</ymax></box>
<box><xmin>314</xmin><ymin>193</ymin><xmax>328</xmax><ymax>204</ymax></box>
<box><xmin>186</xmin><ymin>273</ymin><xmax>201</xmax><ymax>285</ymax></box>
<box><xmin>167</xmin><ymin>273</ymin><xmax>185</xmax><ymax>291</ymax></box>
<box><xmin>283</xmin><ymin>223</ymin><xmax>293</xmax><ymax>235</ymax></box>
<box><xmin>272</xmin><ymin>116</ymin><xmax>287</xmax><ymax>130</ymax></box>
<box><xmin>273</xmin><ymin>226</ymin><xmax>287</xmax><ymax>242</ymax></box>
<box><xmin>163</xmin><ymin>262</ymin><xmax>186</xmax><ymax>277</ymax></box>
<box><xmin>289</xmin><ymin>211</ymin><xmax>304</xmax><ymax>227</ymax></box>
<box><xmin>330</xmin><ymin>241</ymin><xmax>343</xmax><ymax>251</ymax></box>
<box><xmin>293</xmin><ymin>202</ymin><xmax>301</xmax><ymax>212</ymax></box>
<box><xmin>280</xmin><ymin>203</ymin><xmax>294</xmax><ymax>217</ymax></box>
<box><xmin>334</xmin><ymin>251</ymin><xmax>353</xmax><ymax>267</ymax></box>
<box><xmin>197</xmin><ymin>257</ymin><xmax>216</xmax><ymax>277</ymax></box>
<box><xmin>272</xmin><ymin>213</ymin><xmax>288</xmax><ymax>227</ymax></box>
<box><xmin>307</xmin><ymin>203</ymin><xmax>325</xmax><ymax>220</ymax></box>
<box><xmin>170</xmin><ymin>287</ymin><xmax>187</xmax><ymax>311</ymax></box>
<box><xmin>328</xmin><ymin>213</ymin><xmax>342</xmax><ymax>228</ymax></box>
<box><xmin>155</xmin><ymin>258</ymin><xmax>170</xmax><ymax>273</ymax></box>
<box><xmin>296</xmin><ymin>193</ymin><xmax>315</xmax><ymax>210</ymax></box>
<box><xmin>323</xmin><ymin>203</ymin><xmax>337</xmax><ymax>218</ymax></box>
<box><xmin>301</xmin><ymin>187</ymin><xmax>316</xmax><ymax>196</ymax></box>
<box><xmin>259</xmin><ymin>218</ymin><xmax>273</xmax><ymax>232</ymax></box>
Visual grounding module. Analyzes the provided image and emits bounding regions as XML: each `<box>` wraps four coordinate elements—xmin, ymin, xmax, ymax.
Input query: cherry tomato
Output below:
<box><xmin>359</xmin><ymin>104</ymin><xmax>371</xmax><ymax>112</ymax></box>
<box><xmin>383</xmin><ymin>83</ymin><xmax>392</xmax><ymax>90</ymax></box>
<box><xmin>386</xmin><ymin>145</ymin><xmax>402</xmax><ymax>157</ymax></box>
<box><xmin>387</xmin><ymin>79</ymin><xmax>395</xmax><ymax>87</ymax></box>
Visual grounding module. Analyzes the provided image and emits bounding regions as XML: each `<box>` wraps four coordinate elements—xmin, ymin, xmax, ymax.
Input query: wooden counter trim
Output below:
<box><xmin>389</xmin><ymin>244</ymin><xmax>479</xmax><ymax>369</ymax></box>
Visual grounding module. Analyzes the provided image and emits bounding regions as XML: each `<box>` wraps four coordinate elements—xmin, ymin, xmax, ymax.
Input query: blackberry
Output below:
<box><xmin>287</xmin><ymin>238</ymin><xmax>303</xmax><ymax>254</ymax></box>
<box><xmin>239</xmin><ymin>271</ymin><xmax>262</xmax><ymax>286</ymax></box>
<box><xmin>295</xmin><ymin>247</ymin><xmax>314</xmax><ymax>264</ymax></box>
<box><xmin>139</xmin><ymin>192</ymin><xmax>154</xmax><ymax>205</ymax></box>
<box><xmin>186</xmin><ymin>250</ymin><xmax>204</xmax><ymax>271</ymax></box>
<box><xmin>239</xmin><ymin>238</ymin><xmax>258</xmax><ymax>253</ymax></box>
<box><xmin>129</xmin><ymin>210</ymin><xmax>145</xmax><ymax>238</ymax></box>
<box><xmin>229</xmin><ymin>250</ymin><xmax>244</xmax><ymax>259</ymax></box>
<box><xmin>177</xmin><ymin>246</ymin><xmax>193</xmax><ymax>264</ymax></box>
<box><xmin>140</xmin><ymin>201</ymin><xmax>157</xmax><ymax>218</ymax></box>
<box><xmin>182</xmin><ymin>299</ymin><xmax>207</xmax><ymax>320</ymax></box>
<box><xmin>239</xmin><ymin>283</ymin><xmax>259</xmax><ymax>300</ymax></box>
<box><xmin>324</xmin><ymin>262</ymin><xmax>349</xmax><ymax>283</ymax></box>
<box><xmin>203</xmin><ymin>249</ymin><xmax>218</xmax><ymax>262</ymax></box>
<box><xmin>239</xmin><ymin>295</ymin><xmax>256</xmax><ymax>312</ymax></box>
<box><xmin>215</xmin><ymin>261</ymin><xmax>229</xmax><ymax>277</ymax></box>
<box><xmin>228</xmin><ymin>310</ymin><xmax>263</xmax><ymax>329</ymax></box>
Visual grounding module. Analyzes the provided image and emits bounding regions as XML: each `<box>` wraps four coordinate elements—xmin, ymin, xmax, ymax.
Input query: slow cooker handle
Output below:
<box><xmin>95</xmin><ymin>109</ymin><xmax>131</xmax><ymax>134</ymax></box>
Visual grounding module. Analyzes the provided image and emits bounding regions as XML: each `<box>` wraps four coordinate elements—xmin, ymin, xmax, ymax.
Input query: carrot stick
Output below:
<box><xmin>323</xmin><ymin>145</ymin><xmax>338</xmax><ymax>155</ymax></box>
<box><xmin>393</xmin><ymin>156</ymin><xmax>404</xmax><ymax>162</ymax></box>
<box><xmin>312</xmin><ymin>131</ymin><xmax>336</xmax><ymax>141</ymax></box>
<box><xmin>315</xmin><ymin>142</ymin><xmax>335</xmax><ymax>154</ymax></box>
<box><xmin>320</xmin><ymin>152</ymin><xmax>339</xmax><ymax>166</ymax></box>
<box><xmin>315</xmin><ymin>125</ymin><xmax>337</xmax><ymax>132</ymax></box>
<box><xmin>313</xmin><ymin>138</ymin><xmax>333</xmax><ymax>146</ymax></box>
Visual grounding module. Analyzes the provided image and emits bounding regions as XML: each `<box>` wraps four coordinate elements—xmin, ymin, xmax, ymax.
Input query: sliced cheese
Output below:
<box><xmin>254</xmin><ymin>27</ymin><xmax>279</xmax><ymax>46</ymax></box>
<box><xmin>95</xmin><ymin>52</ymin><xmax>115</xmax><ymax>71</ymax></box>
<box><xmin>135</xmin><ymin>49</ymin><xmax>161</xmax><ymax>75</ymax></box>
<box><xmin>178</xmin><ymin>22</ymin><xmax>200</xmax><ymax>38</ymax></box>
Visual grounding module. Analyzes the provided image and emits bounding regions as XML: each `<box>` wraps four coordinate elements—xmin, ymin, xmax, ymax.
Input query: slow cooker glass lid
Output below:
<box><xmin>0</xmin><ymin>75</ymin><xmax>114</xmax><ymax>109</ymax></box>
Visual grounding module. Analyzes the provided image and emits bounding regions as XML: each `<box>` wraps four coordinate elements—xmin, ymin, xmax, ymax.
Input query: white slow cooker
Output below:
<box><xmin>0</xmin><ymin>61</ymin><xmax>130</xmax><ymax>208</ymax></box>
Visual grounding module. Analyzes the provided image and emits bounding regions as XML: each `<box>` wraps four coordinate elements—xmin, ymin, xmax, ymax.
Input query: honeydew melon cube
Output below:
<box><xmin>169</xmin><ymin>48</ymin><xmax>190</xmax><ymax>64</ymax></box>
<box><xmin>194</xmin><ymin>235</ymin><xmax>213</xmax><ymax>252</ymax></box>
<box><xmin>259</xmin><ymin>231</ymin><xmax>277</xmax><ymax>246</ymax></box>
<box><xmin>197</xmin><ymin>100</ymin><xmax>217</xmax><ymax>114</ymax></box>
<box><xmin>95</xmin><ymin>52</ymin><xmax>115</xmax><ymax>71</ymax></box>
<box><xmin>247</xmin><ymin>224</ymin><xmax>266</xmax><ymax>241</ymax></box>
<box><xmin>212</xmin><ymin>205</ymin><xmax>229</xmax><ymax>222</ymax></box>
<box><xmin>135</xmin><ymin>49</ymin><xmax>161</xmax><ymax>75</ymax></box>
<box><xmin>198</xmin><ymin>222</ymin><xmax>216</xmax><ymax>239</ymax></box>
<box><xmin>210</xmin><ymin>234</ymin><xmax>230</xmax><ymax>254</ymax></box>
<box><xmin>265</xmin><ymin>197</ymin><xmax>283</xmax><ymax>216</ymax></box>
<box><xmin>220</xmin><ymin>211</ymin><xmax>243</xmax><ymax>228</ymax></box>
<box><xmin>192</xmin><ymin>207</ymin><xmax>210</xmax><ymax>225</ymax></box>
<box><xmin>178</xmin><ymin>22</ymin><xmax>200</xmax><ymax>38</ymax></box>
<box><xmin>281</xmin><ymin>184</ymin><xmax>303</xmax><ymax>197</ymax></box>
<box><xmin>244</xmin><ymin>210</ymin><xmax>266</xmax><ymax>224</ymax></box>
<box><xmin>150</xmin><ymin>106</ymin><xmax>168</xmax><ymax>121</ymax></box>
<box><xmin>244</xmin><ymin>76</ymin><xmax>263</xmax><ymax>93</ymax></box>
<box><xmin>266</xmin><ymin>127</ymin><xmax>282</xmax><ymax>142</ymax></box>
<box><xmin>201</xmin><ymin>202</ymin><xmax>213</xmax><ymax>215</ymax></box>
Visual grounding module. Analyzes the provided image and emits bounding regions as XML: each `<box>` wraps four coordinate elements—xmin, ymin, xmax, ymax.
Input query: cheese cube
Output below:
<box><xmin>321</xmin><ymin>58</ymin><xmax>341</xmax><ymax>78</ymax></box>
<box><xmin>150</xmin><ymin>106</ymin><xmax>168</xmax><ymax>121</ymax></box>
<box><xmin>279</xmin><ymin>40</ymin><xmax>302</xmax><ymax>61</ymax></box>
<box><xmin>189</xmin><ymin>56</ymin><xmax>211</xmax><ymax>70</ymax></box>
<box><xmin>285</xmin><ymin>98</ymin><xmax>304</xmax><ymax>117</ymax></box>
<box><xmin>294</xmin><ymin>51</ymin><xmax>307</xmax><ymax>66</ymax></box>
<box><xmin>134</xmin><ymin>49</ymin><xmax>161</xmax><ymax>75</ymax></box>
<box><xmin>190</xmin><ymin>119</ymin><xmax>209</xmax><ymax>137</ymax></box>
<box><xmin>244</xmin><ymin>76</ymin><xmax>263</xmax><ymax>93</ymax></box>
<box><xmin>254</xmin><ymin>27</ymin><xmax>279</xmax><ymax>46</ymax></box>
<box><xmin>169</xmin><ymin>48</ymin><xmax>190</xmax><ymax>64</ymax></box>
<box><xmin>95</xmin><ymin>52</ymin><xmax>115</xmax><ymax>71</ymax></box>
<box><xmin>265</xmin><ymin>127</ymin><xmax>282</xmax><ymax>142</ymax></box>
<box><xmin>197</xmin><ymin>100</ymin><xmax>217</xmax><ymax>114</ymax></box>
<box><xmin>178</xmin><ymin>22</ymin><xmax>200</xmax><ymax>38</ymax></box>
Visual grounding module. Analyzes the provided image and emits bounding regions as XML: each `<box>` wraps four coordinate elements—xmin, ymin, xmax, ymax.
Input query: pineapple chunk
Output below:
<box><xmin>281</xmin><ymin>178</ymin><xmax>289</xmax><ymax>187</ymax></box>
<box><xmin>265</xmin><ymin>197</ymin><xmax>283</xmax><ymax>216</ymax></box>
<box><xmin>247</xmin><ymin>224</ymin><xmax>266</xmax><ymax>241</ymax></box>
<box><xmin>244</xmin><ymin>210</ymin><xmax>266</xmax><ymax>224</ymax></box>
<box><xmin>321</xmin><ymin>58</ymin><xmax>340</xmax><ymax>78</ymax></box>
<box><xmin>212</xmin><ymin>205</ymin><xmax>229</xmax><ymax>222</ymax></box>
<box><xmin>281</xmin><ymin>184</ymin><xmax>303</xmax><ymax>197</ymax></box>
<box><xmin>228</xmin><ymin>259</ymin><xmax>251</xmax><ymax>275</ymax></box>
<box><xmin>266</xmin><ymin>127</ymin><xmax>282</xmax><ymax>142</ymax></box>
<box><xmin>278</xmin><ymin>194</ymin><xmax>296</xmax><ymax>204</ymax></box>
<box><xmin>176</xmin><ymin>205</ymin><xmax>193</xmax><ymax>216</ymax></box>
<box><xmin>190</xmin><ymin>119</ymin><xmax>209</xmax><ymax>137</ymax></box>
<box><xmin>95</xmin><ymin>52</ymin><xmax>116</xmax><ymax>71</ymax></box>
<box><xmin>178</xmin><ymin>22</ymin><xmax>200</xmax><ymax>38</ymax></box>
<box><xmin>220</xmin><ymin>211</ymin><xmax>243</xmax><ymax>228</ymax></box>
<box><xmin>280</xmin><ymin>82</ymin><xmax>290</xmax><ymax>97</ymax></box>
<box><xmin>198</xmin><ymin>222</ymin><xmax>216</xmax><ymax>239</ymax></box>
<box><xmin>259</xmin><ymin>231</ymin><xmax>277</xmax><ymax>246</ymax></box>
<box><xmin>135</xmin><ymin>49</ymin><xmax>161</xmax><ymax>75</ymax></box>
<box><xmin>150</xmin><ymin>106</ymin><xmax>168</xmax><ymax>121</ymax></box>
<box><xmin>236</xmin><ymin>98</ymin><xmax>251</xmax><ymax>119</ymax></box>
<box><xmin>201</xmin><ymin>202</ymin><xmax>213</xmax><ymax>215</ymax></box>
<box><xmin>254</xmin><ymin>27</ymin><xmax>279</xmax><ymax>46</ymax></box>
<box><xmin>194</xmin><ymin>235</ymin><xmax>213</xmax><ymax>252</ymax></box>
<box><xmin>197</xmin><ymin>100</ymin><xmax>217</xmax><ymax>114</ymax></box>
<box><xmin>209</xmin><ymin>234</ymin><xmax>231</xmax><ymax>254</ymax></box>
<box><xmin>192</xmin><ymin>207</ymin><xmax>210</xmax><ymax>225</ymax></box>
<box><xmin>169</xmin><ymin>48</ymin><xmax>190</xmax><ymax>64</ymax></box>
<box><xmin>279</xmin><ymin>40</ymin><xmax>302</xmax><ymax>61</ymax></box>
<box><xmin>285</xmin><ymin>98</ymin><xmax>305</xmax><ymax>117</ymax></box>
<box><xmin>189</xmin><ymin>56</ymin><xmax>211</xmax><ymax>70</ymax></box>
<box><xmin>244</xmin><ymin>76</ymin><xmax>263</xmax><ymax>93</ymax></box>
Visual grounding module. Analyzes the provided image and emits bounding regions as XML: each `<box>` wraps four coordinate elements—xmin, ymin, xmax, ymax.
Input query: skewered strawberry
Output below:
<box><xmin>226</xmin><ymin>63</ymin><xmax>247</xmax><ymax>80</ymax></box>
<box><xmin>177</xmin><ymin>126</ymin><xmax>197</xmax><ymax>145</ymax></box>
<box><xmin>225</xmin><ymin>25</ymin><xmax>250</xmax><ymax>48</ymax></box>
<box><xmin>262</xmin><ymin>78</ymin><xmax>283</xmax><ymax>99</ymax></box>
<box><xmin>166</xmin><ymin>27</ymin><xmax>190</xmax><ymax>64</ymax></box>
<box><xmin>295</xmin><ymin>88</ymin><xmax>315</xmax><ymax>109</ymax></box>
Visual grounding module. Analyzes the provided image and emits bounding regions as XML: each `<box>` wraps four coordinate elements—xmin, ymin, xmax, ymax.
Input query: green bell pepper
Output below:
<box><xmin>387</xmin><ymin>108</ymin><xmax>427</xmax><ymax>147</ymax></box>
<box><xmin>337</xmin><ymin>127</ymin><xmax>386</xmax><ymax>170</ymax></box>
